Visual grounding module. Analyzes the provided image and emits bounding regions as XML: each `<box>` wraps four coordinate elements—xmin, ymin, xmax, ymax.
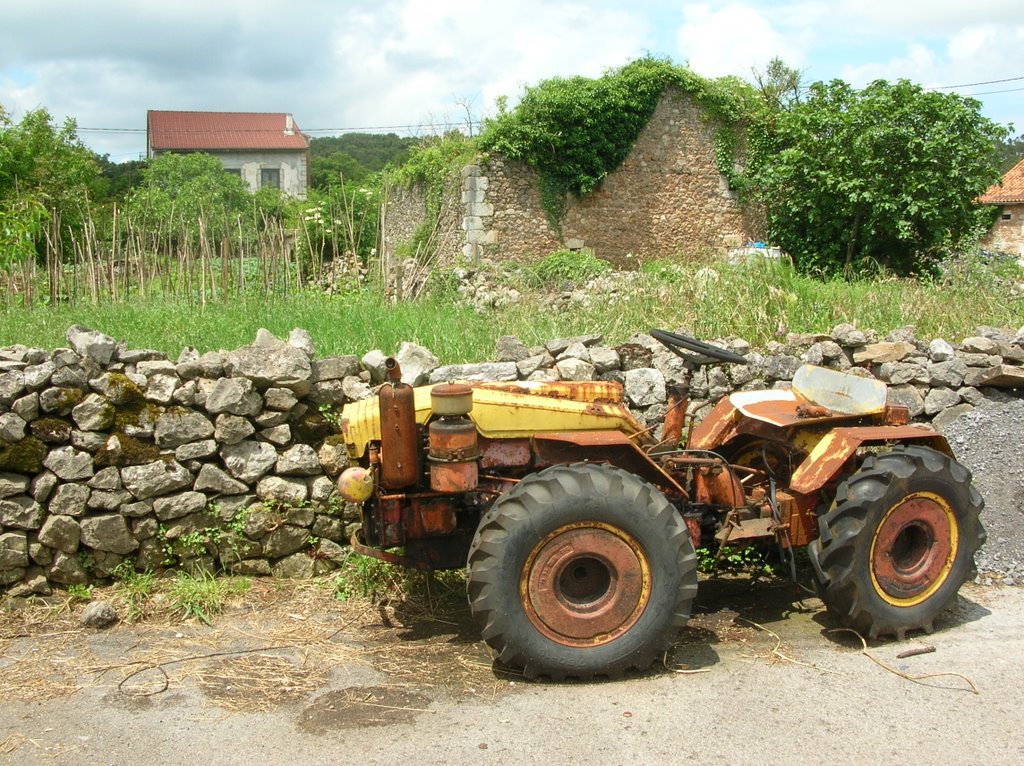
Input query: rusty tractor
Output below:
<box><xmin>337</xmin><ymin>330</ymin><xmax>985</xmax><ymax>679</ymax></box>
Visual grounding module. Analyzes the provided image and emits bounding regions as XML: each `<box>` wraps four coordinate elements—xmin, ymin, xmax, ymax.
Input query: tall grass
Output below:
<box><xmin>1</xmin><ymin>255</ymin><xmax>1020</xmax><ymax>361</ymax></box>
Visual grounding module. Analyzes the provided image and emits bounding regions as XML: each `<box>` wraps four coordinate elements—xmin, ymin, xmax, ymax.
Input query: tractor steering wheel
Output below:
<box><xmin>650</xmin><ymin>328</ymin><xmax>749</xmax><ymax>366</ymax></box>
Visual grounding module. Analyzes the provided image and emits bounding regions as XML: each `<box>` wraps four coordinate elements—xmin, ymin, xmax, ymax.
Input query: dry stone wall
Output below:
<box><xmin>382</xmin><ymin>88</ymin><xmax>762</xmax><ymax>268</ymax></box>
<box><xmin>2</xmin><ymin>322</ymin><xmax>1023</xmax><ymax>596</ymax></box>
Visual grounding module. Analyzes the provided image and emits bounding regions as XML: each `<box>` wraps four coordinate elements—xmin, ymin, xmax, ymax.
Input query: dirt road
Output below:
<box><xmin>2</xmin><ymin>576</ymin><xmax>1021</xmax><ymax>766</ymax></box>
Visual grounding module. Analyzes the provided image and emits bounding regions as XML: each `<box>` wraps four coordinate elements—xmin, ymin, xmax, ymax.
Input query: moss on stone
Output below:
<box><xmin>30</xmin><ymin>417</ymin><xmax>73</xmax><ymax>444</ymax></box>
<box><xmin>0</xmin><ymin>436</ymin><xmax>48</xmax><ymax>473</ymax></box>
<box><xmin>103</xmin><ymin>372</ymin><xmax>145</xmax><ymax>404</ymax></box>
<box><xmin>112</xmin><ymin>398</ymin><xmax>163</xmax><ymax>432</ymax></box>
<box><xmin>49</xmin><ymin>387</ymin><xmax>85</xmax><ymax>413</ymax></box>
<box><xmin>94</xmin><ymin>432</ymin><xmax>162</xmax><ymax>468</ymax></box>
<box><xmin>291</xmin><ymin>409</ymin><xmax>336</xmax><ymax>444</ymax></box>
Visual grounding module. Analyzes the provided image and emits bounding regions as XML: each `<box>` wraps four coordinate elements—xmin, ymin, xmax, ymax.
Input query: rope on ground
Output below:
<box><xmin>827</xmin><ymin>628</ymin><xmax>979</xmax><ymax>694</ymax></box>
<box><xmin>739</xmin><ymin>618</ymin><xmax>847</xmax><ymax>676</ymax></box>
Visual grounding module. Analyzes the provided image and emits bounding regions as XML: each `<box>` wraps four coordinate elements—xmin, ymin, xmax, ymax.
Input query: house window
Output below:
<box><xmin>261</xmin><ymin>168</ymin><xmax>281</xmax><ymax>189</ymax></box>
<box><xmin>1002</xmin><ymin>212</ymin><xmax>1013</xmax><ymax>221</ymax></box>
<box><xmin>225</xmin><ymin>168</ymin><xmax>242</xmax><ymax>178</ymax></box>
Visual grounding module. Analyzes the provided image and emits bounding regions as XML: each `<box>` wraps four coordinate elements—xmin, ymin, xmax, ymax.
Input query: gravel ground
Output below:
<box><xmin>942</xmin><ymin>393</ymin><xmax>1024</xmax><ymax>584</ymax></box>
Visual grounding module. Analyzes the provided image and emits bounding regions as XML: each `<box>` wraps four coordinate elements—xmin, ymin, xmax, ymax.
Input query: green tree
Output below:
<box><xmin>125</xmin><ymin>152</ymin><xmax>251</xmax><ymax>246</ymax></box>
<box><xmin>95</xmin><ymin>156</ymin><xmax>146</xmax><ymax>202</ymax></box>
<box><xmin>752</xmin><ymin>57</ymin><xmax>803</xmax><ymax>113</ymax></box>
<box><xmin>753</xmin><ymin>79</ymin><xmax>1008</xmax><ymax>275</ymax></box>
<box><xmin>0</xmin><ymin>106</ymin><xmax>102</xmax><ymax>263</ymax></box>
<box><xmin>995</xmin><ymin>132</ymin><xmax>1024</xmax><ymax>172</ymax></box>
<box><xmin>311</xmin><ymin>149</ymin><xmax>368</xmax><ymax>188</ymax></box>
<box><xmin>310</xmin><ymin>133</ymin><xmax>416</xmax><ymax>170</ymax></box>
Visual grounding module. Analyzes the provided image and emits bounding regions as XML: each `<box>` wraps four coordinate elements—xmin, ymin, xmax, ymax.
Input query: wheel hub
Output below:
<box><xmin>871</xmin><ymin>492</ymin><xmax>958</xmax><ymax>606</ymax></box>
<box><xmin>522</xmin><ymin>523</ymin><xmax>651</xmax><ymax>647</ymax></box>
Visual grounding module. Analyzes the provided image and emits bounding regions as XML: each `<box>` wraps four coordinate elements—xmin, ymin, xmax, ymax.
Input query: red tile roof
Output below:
<box><xmin>147</xmin><ymin>111</ymin><xmax>309</xmax><ymax>151</ymax></box>
<box><xmin>979</xmin><ymin>158</ymin><xmax>1024</xmax><ymax>205</ymax></box>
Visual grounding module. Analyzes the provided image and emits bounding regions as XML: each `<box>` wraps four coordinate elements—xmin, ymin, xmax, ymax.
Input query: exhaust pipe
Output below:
<box><xmin>378</xmin><ymin>357</ymin><xmax>420</xmax><ymax>489</ymax></box>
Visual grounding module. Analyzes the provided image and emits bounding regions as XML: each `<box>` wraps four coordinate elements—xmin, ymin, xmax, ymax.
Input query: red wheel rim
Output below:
<box><xmin>870</xmin><ymin>492</ymin><xmax>958</xmax><ymax>606</ymax></box>
<box><xmin>521</xmin><ymin>522</ymin><xmax>651</xmax><ymax>647</ymax></box>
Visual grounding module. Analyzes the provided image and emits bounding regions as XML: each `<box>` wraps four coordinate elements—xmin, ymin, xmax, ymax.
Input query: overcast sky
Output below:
<box><xmin>2</xmin><ymin>0</ymin><xmax>1022</xmax><ymax>162</ymax></box>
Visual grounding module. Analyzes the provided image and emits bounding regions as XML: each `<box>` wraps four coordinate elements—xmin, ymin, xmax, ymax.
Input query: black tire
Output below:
<box><xmin>466</xmin><ymin>463</ymin><xmax>697</xmax><ymax>679</ymax></box>
<box><xmin>808</xmin><ymin>445</ymin><xmax>985</xmax><ymax>639</ymax></box>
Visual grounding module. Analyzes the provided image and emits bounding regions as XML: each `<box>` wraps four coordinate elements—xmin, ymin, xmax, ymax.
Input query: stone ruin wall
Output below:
<box><xmin>381</xmin><ymin>88</ymin><xmax>763</xmax><ymax>268</ymax></box>
<box><xmin>380</xmin><ymin>170</ymin><xmax>464</xmax><ymax>265</ymax></box>
<box><xmin>2</xmin><ymin>321</ymin><xmax>1023</xmax><ymax>597</ymax></box>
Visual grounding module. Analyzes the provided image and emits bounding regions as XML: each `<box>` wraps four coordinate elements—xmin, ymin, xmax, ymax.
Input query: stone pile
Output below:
<box><xmin>2</xmin><ymin>322</ymin><xmax>1022</xmax><ymax>596</ymax></box>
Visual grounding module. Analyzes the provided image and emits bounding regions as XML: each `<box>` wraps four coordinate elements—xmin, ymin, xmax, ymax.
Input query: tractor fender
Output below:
<box><xmin>788</xmin><ymin>425</ymin><xmax>952</xmax><ymax>495</ymax></box>
<box><xmin>532</xmin><ymin>431</ymin><xmax>688</xmax><ymax>498</ymax></box>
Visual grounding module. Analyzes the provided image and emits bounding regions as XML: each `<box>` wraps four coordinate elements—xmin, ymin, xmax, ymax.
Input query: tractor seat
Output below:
<box><xmin>728</xmin><ymin>365</ymin><xmax>887</xmax><ymax>427</ymax></box>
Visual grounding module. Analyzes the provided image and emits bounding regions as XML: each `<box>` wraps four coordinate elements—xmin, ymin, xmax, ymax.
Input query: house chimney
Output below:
<box><xmin>284</xmin><ymin>114</ymin><xmax>294</xmax><ymax>135</ymax></box>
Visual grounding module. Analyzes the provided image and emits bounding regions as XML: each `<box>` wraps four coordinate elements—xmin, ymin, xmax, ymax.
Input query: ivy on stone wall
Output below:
<box><xmin>478</xmin><ymin>57</ymin><xmax>761</xmax><ymax>229</ymax></box>
<box><xmin>387</xmin><ymin>133</ymin><xmax>476</xmax><ymax>259</ymax></box>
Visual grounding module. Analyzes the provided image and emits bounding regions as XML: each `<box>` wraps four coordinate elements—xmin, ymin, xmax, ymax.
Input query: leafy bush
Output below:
<box><xmin>751</xmin><ymin>79</ymin><xmax>1008</xmax><ymax>276</ymax></box>
<box><xmin>526</xmin><ymin>249</ymin><xmax>613</xmax><ymax>288</ymax></box>
<box><xmin>124</xmin><ymin>152</ymin><xmax>252</xmax><ymax>247</ymax></box>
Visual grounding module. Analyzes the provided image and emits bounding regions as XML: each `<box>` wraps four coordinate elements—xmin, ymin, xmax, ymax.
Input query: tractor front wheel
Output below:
<box><xmin>808</xmin><ymin>445</ymin><xmax>985</xmax><ymax>638</ymax></box>
<box><xmin>466</xmin><ymin>463</ymin><xmax>697</xmax><ymax>679</ymax></box>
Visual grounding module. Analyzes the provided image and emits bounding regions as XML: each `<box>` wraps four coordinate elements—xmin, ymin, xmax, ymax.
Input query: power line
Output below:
<box><xmin>77</xmin><ymin>120</ymin><xmax>476</xmax><ymax>136</ymax></box>
<box><xmin>965</xmin><ymin>86</ymin><xmax>1024</xmax><ymax>97</ymax></box>
<box><xmin>930</xmin><ymin>75</ymin><xmax>1024</xmax><ymax>90</ymax></box>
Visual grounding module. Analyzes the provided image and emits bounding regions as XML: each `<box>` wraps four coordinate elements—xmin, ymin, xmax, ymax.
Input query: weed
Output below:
<box><xmin>66</xmin><ymin>583</ymin><xmax>93</xmax><ymax>604</ymax></box>
<box><xmin>335</xmin><ymin>552</ymin><xmax>408</xmax><ymax>603</ymax></box>
<box><xmin>317</xmin><ymin>403</ymin><xmax>341</xmax><ymax>428</ymax></box>
<box><xmin>112</xmin><ymin>560</ymin><xmax>157</xmax><ymax>622</ymax></box>
<box><xmin>696</xmin><ymin>545</ymin><xmax>774</xmax><ymax>576</ymax></box>
<box><xmin>166</xmin><ymin>570</ymin><xmax>250</xmax><ymax>625</ymax></box>
<box><xmin>525</xmin><ymin>248</ymin><xmax>612</xmax><ymax>289</ymax></box>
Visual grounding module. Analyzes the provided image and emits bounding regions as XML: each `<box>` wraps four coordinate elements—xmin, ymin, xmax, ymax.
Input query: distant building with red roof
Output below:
<box><xmin>147</xmin><ymin>110</ymin><xmax>310</xmax><ymax>199</ymax></box>
<box><xmin>979</xmin><ymin>159</ymin><xmax>1024</xmax><ymax>255</ymax></box>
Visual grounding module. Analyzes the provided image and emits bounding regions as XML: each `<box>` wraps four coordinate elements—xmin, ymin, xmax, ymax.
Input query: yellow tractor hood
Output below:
<box><xmin>341</xmin><ymin>380</ymin><xmax>650</xmax><ymax>459</ymax></box>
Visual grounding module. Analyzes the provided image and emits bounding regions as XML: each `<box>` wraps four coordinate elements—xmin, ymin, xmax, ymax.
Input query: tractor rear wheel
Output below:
<box><xmin>466</xmin><ymin>463</ymin><xmax>697</xmax><ymax>679</ymax></box>
<box><xmin>808</xmin><ymin>445</ymin><xmax>985</xmax><ymax>639</ymax></box>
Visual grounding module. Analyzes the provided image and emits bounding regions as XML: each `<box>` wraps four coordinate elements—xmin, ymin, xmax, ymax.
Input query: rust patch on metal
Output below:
<box><xmin>404</xmin><ymin>496</ymin><xmax>458</xmax><ymax>538</ymax></box>
<box><xmin>775</xmin><ymin>488</ymin><xmax>818</xmax><ymax>547</ymax></box>
<box><xmin>377</xmin><ymin>382</ymin><xmax>420</xmax><ymax>489</ymax></box>
<box><xmin>660</xmin><ymin>386</ymin><xmax>687</xmax><ymax>448</ymax></box>
<box><xmin>884</xmin><ymin>405</ymin><xmax>910</xmax><ymax>425</ymax></box>
<box><xmin>789</xmin><ymin>426</ymin><xmax>950</xmax><ymax>495</ymax></box>
<box><xmin>521</xmin><ymin>523</ymin><xmax>650</xmax><ymax>647</ymax></box>
<box><xmin>350</xmin><ymin>528</ymin><xmax>432</xmax><ymax>571</ymax></box>
<box><xmin>475</xmin><ymin>380</ymin><xmax>625</xmax><ymax>404</ymax></box>
<box><xmin>479</xmin><ymin>438</ymin><xmax>532</xmax><ymax>469</ymax></box>
<box><xmin>688</xmin><ymin>398</ymin><xmax>739</xmax><ymax>450</ymax></box>
<box><xmin>692</xmin><ymin>465</ymin><xmax>745</xmax><ymax>508</ymax></box>
<box><xmin>872</xmin><ymin>495</ymin><xmax>954</xmax><ymax>600</ymax></box>
<box><xmin>533</xmin><ymin>432</ymin><xmax>687</xmax><ymax>496</ymax></box>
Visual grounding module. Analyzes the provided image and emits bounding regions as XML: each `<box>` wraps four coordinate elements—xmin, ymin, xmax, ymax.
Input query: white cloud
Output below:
<box><xmin>1</xmin><ymin>0</ymin><xmax>651</xmax><ymax>157</ymax></box>
<box><xmin>3</xmin><ymin>0</ymin><xmax>1023</xmax><ymax>159</ymax></box>
<box><xmin>832</xmin><ymin>0</ymin><xmax>1020</xmax><ymax>36</ymax></box>
<box><xmin>675</xmin><ymin>2</ymin><xmax>808</xmax><ymax>79</ymax></box>
<box><xmin>328</xmin><ymin>1</ymin><xmax>649</xmax><ymax>132</ymax></box>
